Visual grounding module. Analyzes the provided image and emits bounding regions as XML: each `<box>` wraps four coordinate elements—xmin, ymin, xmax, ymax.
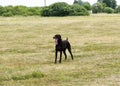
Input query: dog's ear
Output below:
<box><xmin>56</xmin><ymin>34</ymin><xmax>61</xmax><ymax>39</ymax></box>
<box><xmin>53</xmin><ymin>36</ymin><xmax>55</xmax><ymax>39</ymax></box>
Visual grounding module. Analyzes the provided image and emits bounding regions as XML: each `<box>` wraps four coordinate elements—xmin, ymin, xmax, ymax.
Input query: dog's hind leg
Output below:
<box><xmin>68</xmin><ymin>47</ymin><xmax>74</xmax><ymax>60</ymax></box>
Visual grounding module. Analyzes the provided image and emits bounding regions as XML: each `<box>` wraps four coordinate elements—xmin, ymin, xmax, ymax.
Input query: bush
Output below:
<box><xmin>41</xmin><ymin>7</ymin><xmax>51</xmax><ymax>16</ymax></box>
<box><xmin>69</xmin><ymin>4</ymin><xmax>89</xmax><ymax>16</ymax></box>
<box><xmin>103</xmin><ymin>7</ymin><xmax>114</xmax><ymax>13</ymax></box>
<box><xmin>0</xmin><ymin>5</ymin><xmax>41</xmax><ymax>17</ymax></box>
<box><xmin>41</xmin><ymin>2</ymin><xmax>70</xmax><ymax>16</ymax></box>
<box><xmin>0</xmin><ymin>6</ymin><xmax>4</xmax><ymax>16</ymax></box>
<box><xmin>1</xmin><ymin>6</ymin><xmax>14</xmax><ymax>16</ymax></box>
<box><xmin>13</xmin><ymin>6</ymin><xmax>29</xmax><ymax>16</ymax></box>
<box><xmin>2</xmin><ymin>11</ymin><xmax>14</xmax><ymax>17</ymax></box>
<box><xmin>28</xmin><ymin>7</ymin><xmax>41</xmax><ymax>16</ymax></box>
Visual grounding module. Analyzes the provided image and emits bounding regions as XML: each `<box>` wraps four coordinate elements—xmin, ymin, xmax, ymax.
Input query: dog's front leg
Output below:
<box><xmin>59</xmin><ymin>51</ymin><xmax>62</xmax><ymax>63</ymax></box>
<box><xmin>55</xmin><ymin>51</ymin><xmax>58</xmax><ymax>64</ymax></box>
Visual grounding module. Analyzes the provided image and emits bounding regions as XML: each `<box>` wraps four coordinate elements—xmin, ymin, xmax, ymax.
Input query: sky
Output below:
<box><xmin>0</xmin><ymin>0</ymin><xmax>120</xmax><ymax>7</ymax></box>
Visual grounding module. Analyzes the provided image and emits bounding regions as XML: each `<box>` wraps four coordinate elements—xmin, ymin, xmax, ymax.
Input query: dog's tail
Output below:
<box><xmin>66</xmin><ymin>37</ymin><xmax>68</xmax><ymax>41</ymax></box>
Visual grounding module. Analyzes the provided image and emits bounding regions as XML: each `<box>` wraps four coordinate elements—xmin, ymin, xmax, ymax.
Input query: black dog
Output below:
<box><xmin>53</xmin><ymin>34</ymin><xmax>73</xmax><ymax>64</ymax></box>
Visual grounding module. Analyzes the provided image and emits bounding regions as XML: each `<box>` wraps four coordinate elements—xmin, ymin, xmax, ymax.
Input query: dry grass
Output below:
<box><xmin>0</xmin><ymin>14</ymin><xmax>120</xmax><ymax>86</ymax></box>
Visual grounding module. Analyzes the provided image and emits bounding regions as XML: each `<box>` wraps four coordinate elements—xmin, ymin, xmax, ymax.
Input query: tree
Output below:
<box><xmin>99</xmin><ymin>0</ymin><xmax>117</xmax><ymax>9</ymax></box>
<box><xmin>41</xmin><ymin>2</ymin><xmax>70</xmax><ymax>16</ymax></box>
<box><xmin>115</xmin><ymin>5</ymin><xmax>120</xmax><ymax>13</ymax></box>
<box><xmin>73</xmin><ymin>0</ymin><xmax>91</xmax><ymax>10</ymax></box>
<box><xmin>92</xmin><ymin>2</ymin><xmax>103</xmax><ymax>13</ymax></box>
<box><xmin>103</xmin><ymin>0</ymin><xmax>117</xmax><ymax>9</ymax></box>
<box><xmin>49</xmin><ymin>2</ymin><xmax>70</xmax><ymax>16</ymax></box>
<box><xmin>83</xmin><ymin>2</ymin><xmax>91</xmax><ymax>10</ymax></box>
<box><xmin>78</xmin><ymin>0</ymin><xmax>83</xmax><ymax>5</ymax></box>
<box><xmin>73</xmin><ymin>0</ymin><xmax>78</xmax><ymax>4</ymax></box>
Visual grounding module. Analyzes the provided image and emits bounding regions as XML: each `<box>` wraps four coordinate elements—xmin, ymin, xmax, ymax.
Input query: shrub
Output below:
<box><xmin>13</xmin><ymin>6</ymin><xmax>29</xmax><ymax>16</ymax></box>
<box><xmin>28</xmin><ymin>7</ymin><xmax>41</xmax><ymax>16</ymax></box>
<box><xmin>103</xmin><ymin>7</ymin><xmax>114</xmax><ymax>13</ymax></box>
<box><xmin>69</xmin><ymin>4</ymin><xmax>89</xmax><ymax>16</ymax></box>
<box><xmin>2</xmin><ymin>11</ymin><xmax>14</xmax><ymax>17</ymax></box>
<box><xmin>0</xmin><ymin>6</ymin><xmax>4</xmax><ymax>16</ymax></box>
<box><xmin>41</xmin><ymin>7</ymin><xmax>51</xmax><ymax>16</ymax></box>
<box><xmin>1</xmin><ymin>6</ymin><xmax>14</xmax><ymax>16</ymax></box>
<box><xmin>41</xmin><ymin>2</ymin><xmax>70</xmax><ymax>16</ymax></box>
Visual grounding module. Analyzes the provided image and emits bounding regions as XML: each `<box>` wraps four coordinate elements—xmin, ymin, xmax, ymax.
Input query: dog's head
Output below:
<box><xmin>53</xmin><ymin>34</ymin><xmax>61</xmax><ymax>39</ymax></box>
<box><xmin>53</xmin><ymin>34</ymin><xmax>62</xmax><ymax>45</ymax></box>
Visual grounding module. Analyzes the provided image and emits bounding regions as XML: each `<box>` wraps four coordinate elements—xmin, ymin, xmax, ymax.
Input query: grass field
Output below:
<box><xmin>0</xmin><ymin>14</ymin><xmax>120</xmax><ymax>86</ymax></box>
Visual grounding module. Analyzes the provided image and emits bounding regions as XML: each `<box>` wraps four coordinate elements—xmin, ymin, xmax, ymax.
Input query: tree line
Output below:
<box><xmin>74</xmin><ymin>0</ymin><xmax>120</xmax><ymax>13</ymax></box>
<box><xmin>0</xmin><ymin>2</ymin><xmax>89</xmax><ymax>17</ymax></box>
<box><xmin>92</xmin><ymin>0</ymin><xmax>120</xmax><ymax>13</ymax></box>
<box><xmin>0</xmin><ymin>0</ymin><xmax>120</xmax><ymax>17</ymax></box>
<box><xmin>0</xmin><ymin>5</ymin><xmax>41</xmax><ymax>17</ymax></box>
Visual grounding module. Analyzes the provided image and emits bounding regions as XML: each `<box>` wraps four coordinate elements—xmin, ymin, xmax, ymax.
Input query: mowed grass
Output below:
<box><xmin>0</xmin><ymin>14</ymin><xmax>120</xmax><ymax>86</ymax></box>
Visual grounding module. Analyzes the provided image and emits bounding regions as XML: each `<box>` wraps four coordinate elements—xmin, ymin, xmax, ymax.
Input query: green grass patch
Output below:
<box><xmin>12</xmin><ymin>71</ymin><xmax>44</xmax><ymax>80</ymax></box>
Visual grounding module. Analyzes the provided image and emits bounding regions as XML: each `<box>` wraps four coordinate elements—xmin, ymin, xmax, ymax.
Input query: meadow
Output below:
<box><xmin>0</xmin><ymin>14</ymin><xmax>120</xmax><ymax>86</ymax></box>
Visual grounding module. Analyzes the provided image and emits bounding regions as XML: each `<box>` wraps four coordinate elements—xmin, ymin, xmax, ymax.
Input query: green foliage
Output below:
<box><xmin>13</xmin><ymin>6</ymin><xmax>29</xmax><ymax>16</ymax></box>
<box><xmin>2</xmin><ymin>11</ymin><xmax>14</xmax><ymax>17</ymax></box>
<box><xmin>103</xmin><ymin>7</ymin><xmax>114</xmax><ymax>13</ymax></box>
<box><xmin>0</xmin><ymin>6</ymin><xmax>4</xmax><ymax>16</ymax></box>
<box><xmin>41</xmin><ymin>2</ymin><xmax>89</xmax><ymax>16</ymax></box>
<box><xmin>41</xmin><ymin>2</ymin><xmax>70</xmax><ymax>16</ymax></box>
<box><xmin>41</xmin><ymin>7</ymin><xmax>51</xmax><ymax>16</ymax></box>
<box><xmin>1</xmin><ymin>6</ymin><xmax>14</xmax><ymax>16</ymax></box>
<box><xmin>73</xmin><ymin>0</ymin><xmax>91</xmax><ymax>11</ymax></box>
<box><xmin>69</xmin><ymin>4</ymin><xmax>89</xmax><ymax>16</ymax></box>
<box><xmin>0</xmin><ymin>1</ymin><xmax>90</xmax><ymax>17</ymax></box>
<box><xmin>92</xmin><ymin>2</ymin><xmax>103</xmax><ymax>13</ymax></box>
<box><xmin>12</xmin><ymin>71</ymin><xmax>44</xmax><ymax>80</ymax></box>
<box><xmin>102</xmin><ymin>0</ymin><xmax>117</xmax><ymax>9</ymax></box>
<box><xmin>49</xmin><ymin>2</ymin><xmax>70</xmax><ymax>16</ymax></box>
<box><xmin>28</xmin><ymin>7</ymin><xmax>41</xmax><ymax>16</ymax></box>
<box><xmin>0</xmin><ymin>5</ymin><xmax>41</xmax><ymax>17</ymax></box>
<box><xmin>82</xmin><ymin>2</ymin><xmax>91</xmax><ymax>10</ymax></box>
<box><xmin>115</xmin><ymin>5</ymin><xmax>120</xmax><ymax>13</ymax></box>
